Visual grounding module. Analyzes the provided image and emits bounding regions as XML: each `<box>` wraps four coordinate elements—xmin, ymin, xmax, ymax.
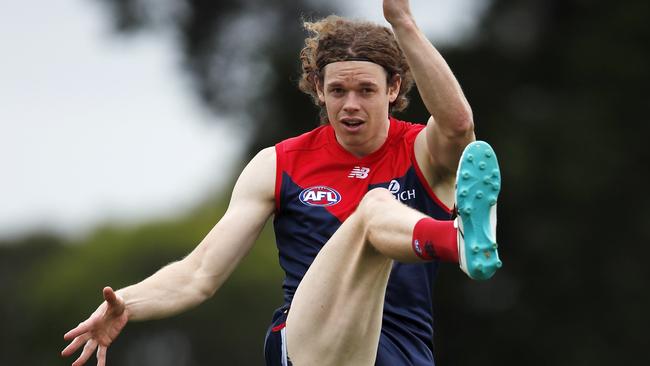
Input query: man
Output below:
<box><xmin>62</xmin><ymin>1</ymin><xmax>502</xmax><ymax>365</ymax></box>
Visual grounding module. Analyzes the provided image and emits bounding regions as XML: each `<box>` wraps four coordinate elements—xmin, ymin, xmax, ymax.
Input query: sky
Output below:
<box><xmin>0</xmin><ymin>0</ymin><xmax>488</xmax><ymax>240</ymax></box>
<box><xmin>343</xmin><ymin>0</ymin><xmax>489</xmax><ymax>44</ymax></box>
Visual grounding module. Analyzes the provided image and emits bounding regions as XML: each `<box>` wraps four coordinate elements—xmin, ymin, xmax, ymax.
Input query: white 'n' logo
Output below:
<box><xmin>348</xmin><ymin>166</ymin><xmax>370</xmax><ymax>179</ymax></box>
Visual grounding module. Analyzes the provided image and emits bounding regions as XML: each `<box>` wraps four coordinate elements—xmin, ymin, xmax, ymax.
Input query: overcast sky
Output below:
<box><xmin>0</xmin><ymin>0</ymin><xmax>488</xmax><ymax>240</ymax></box>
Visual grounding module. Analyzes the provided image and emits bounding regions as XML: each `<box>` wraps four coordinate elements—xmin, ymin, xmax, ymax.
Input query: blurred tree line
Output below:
<box><xmin>1</xmin><ymin>0</ymin><xmax>649</xmax><ymax>365</ymax></box>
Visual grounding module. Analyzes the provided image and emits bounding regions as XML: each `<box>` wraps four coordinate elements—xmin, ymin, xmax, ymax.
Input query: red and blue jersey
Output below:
<box><xmin>273</xmin><ymin>117</ymin><xmax>453</xmax><ymax>365</ymax></box>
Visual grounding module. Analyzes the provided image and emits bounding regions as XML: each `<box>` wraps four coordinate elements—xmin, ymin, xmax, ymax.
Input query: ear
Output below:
<box><xmin>388</xmin><ymin>74</ymin><xmax>402</xmax><ymax>103</ymax></box>
<box><xmin>315</xmin><ymin>75</ymin><xmax>325</xmax><ymax>104</ymax></box>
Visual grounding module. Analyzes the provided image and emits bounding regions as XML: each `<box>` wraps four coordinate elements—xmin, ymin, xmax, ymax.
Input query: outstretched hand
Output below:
<box><xmin>383</xmin><ymin>0</ymin><xmax>413</xmax><ymax>26</ymax></box>
<box><xmin>61</xmin><ymin>287</ymin><xmax>128</xmax><ymax>366</ymax></box>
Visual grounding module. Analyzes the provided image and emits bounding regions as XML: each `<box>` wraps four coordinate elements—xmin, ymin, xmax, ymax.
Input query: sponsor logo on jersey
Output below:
<box><xmin>348</xmin><ymin>166</ymin><xmax>370</xmax><ymax>179</ymax></box>
<box><xmin>388</xmin><ymin>179</ymin><xmax>416</xmax><ymax>202</ymax></box>
<box><xmin>388</xmin><ymin>179</ymin><xmax>401</xmax><ymax>193</ymax></box>
<box><xmin>299</xmin><ymin>186</ymin><xmax>341</xmax><ymax>207</ymax></box>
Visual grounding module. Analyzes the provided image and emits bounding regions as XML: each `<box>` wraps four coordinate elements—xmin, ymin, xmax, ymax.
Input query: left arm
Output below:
<box><xmin>384</xmin><ymin>0</ymin><xmax>475</xmax><ymax>183</ymax></box>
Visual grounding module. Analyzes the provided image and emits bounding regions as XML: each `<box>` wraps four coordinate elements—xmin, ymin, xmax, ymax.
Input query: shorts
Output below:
<box><xmin>264</xmin><ymin>307</ymin><xmax>293</xmax><ymax>366</ymax></box>
<box><xmin>263</xmin><ymin>306</ymin><xmax>435</xmax><ymax>365</ymax></box>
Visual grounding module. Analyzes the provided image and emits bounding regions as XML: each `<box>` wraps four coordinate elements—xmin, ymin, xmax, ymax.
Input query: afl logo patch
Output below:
<box><xmin>299</xmin><ymin>186</ymin><xmax>341</xmax><ymax>207</ymax></box>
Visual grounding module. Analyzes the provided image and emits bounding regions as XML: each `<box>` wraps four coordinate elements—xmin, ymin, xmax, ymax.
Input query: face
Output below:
<box><xmin>317</xmin><ymin>61</ymin><xmax>400</xmax><ymax>157</ymax></box>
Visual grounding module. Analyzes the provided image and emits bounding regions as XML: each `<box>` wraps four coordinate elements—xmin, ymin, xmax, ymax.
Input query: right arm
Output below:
<box><xmin>62</xmin><ymin>147</ymin><xmax>277</xmax><ymax>365</ymax></box>
<box><xmin>119</xmin><ymin>146</ymin><xmax>277</xmax><ymax>320</ymax></box>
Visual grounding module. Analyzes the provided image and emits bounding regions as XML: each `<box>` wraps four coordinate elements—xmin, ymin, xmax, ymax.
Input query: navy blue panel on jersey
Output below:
<box><xmin>273</xmin><ymin>172</ymin><xmax>342</xmax><ymax>304</ymax></box>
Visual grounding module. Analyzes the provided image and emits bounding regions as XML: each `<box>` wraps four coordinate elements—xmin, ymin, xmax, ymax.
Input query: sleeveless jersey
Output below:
<box><xmin>273</xmin><ymin>117</ymin><xmax>453</xmax><ymax>365</ymax></box>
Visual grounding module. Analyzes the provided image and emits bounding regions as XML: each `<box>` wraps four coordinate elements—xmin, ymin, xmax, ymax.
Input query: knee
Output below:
<box><xmin>362</xmin><ymin>187</ymin><xmax>394</xmax><ymax>203</ymax></box>
<box><xmin>356</xmin><ymin>188</ymin><xmax>394</xmax><ymax>224</ymax></box>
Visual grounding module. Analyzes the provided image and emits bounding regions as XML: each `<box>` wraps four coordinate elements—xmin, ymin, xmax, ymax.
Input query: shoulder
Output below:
<box><xmin>240</xmin><ymin>147</ymin><xmax>277</xmax><ymax>184</ymax></box>
<box><xmin>232</xmin><ymin>147</ymin><xmax>277</xmax><ymax>204</ymax></box>
<box><xmin>254</xmin><ymin>146</ymin><xmax>276</xmax><ymax>161</ymax></box>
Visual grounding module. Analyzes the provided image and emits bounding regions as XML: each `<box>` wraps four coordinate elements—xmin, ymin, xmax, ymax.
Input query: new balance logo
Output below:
<box><xmin>348</xmin><ymin>166</ymin><xmax>370</xmax><ymax>179</ymax></box>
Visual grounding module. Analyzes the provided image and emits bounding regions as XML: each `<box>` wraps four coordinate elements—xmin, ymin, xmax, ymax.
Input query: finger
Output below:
<box><xmin>64</xmin><ymin>321</ymin><xmax>92</xmax><ymax>341</ymax></box>
<box><xmin>96</xmin><ymin>345</ymin><xmax>107</xmax><ymax>366</ymax></box>
<box><xmin>103</xmin><ymin>287</ymin><xmax>116</xmax><ymax>304</ymax></box>
<box><xmin>61</xmin><ymin>334</ymin><xmax>90</xmax><ymax>357</ymax></box>
<box><xmin>103</xmin><ymin>287</ymin><xmax>125</xmax><ymax>316</ymax></box>
<box><xmin>72</xmin><ymin>339</ymin><xmax>97</xmax><ymax>366</ymax></box>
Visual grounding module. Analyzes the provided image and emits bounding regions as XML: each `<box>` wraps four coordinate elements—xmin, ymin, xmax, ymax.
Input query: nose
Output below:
<box><xmin>342</xmin><ymin>92</ymin><xmax>361</xmax><ymax>113</ymax></box>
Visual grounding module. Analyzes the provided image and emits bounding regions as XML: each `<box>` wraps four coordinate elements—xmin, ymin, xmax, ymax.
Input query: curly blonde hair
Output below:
<box><xmin>299</xmin><ymin>16</ymin><xmax>414</xmax><ymax>123</ymax></box>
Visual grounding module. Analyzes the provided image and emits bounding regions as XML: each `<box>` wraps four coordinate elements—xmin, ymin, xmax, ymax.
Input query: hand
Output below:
<box><xmin>383</xmin><ymin>0</ymin><xmax>414</xmax><ymax>27</ymax></box>
<box><xmin>61</xmin><ymin>287</ymin><xmax>129</xmax><ymax>366</ymax></box>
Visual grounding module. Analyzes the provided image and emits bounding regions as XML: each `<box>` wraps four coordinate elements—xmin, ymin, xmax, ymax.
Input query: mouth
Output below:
<box><xmin>340</xmin><ymin>118</ymin><xmax>365</xmax><ymax>131</ymax></box>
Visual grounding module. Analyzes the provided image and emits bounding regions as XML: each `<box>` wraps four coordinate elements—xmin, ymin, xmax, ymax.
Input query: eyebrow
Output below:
<box><xmin>358</xmin><ymin>81</ymin><xmax>379</xmax><ymax>88</ymax></box>
<box><xmin>326</xmin><ymin>80</ymin><xmax>380</xmax><ymax>89</ymax></box>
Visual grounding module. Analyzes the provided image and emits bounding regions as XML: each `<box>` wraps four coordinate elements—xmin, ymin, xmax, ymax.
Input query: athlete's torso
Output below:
<box><xmin>273</xmin><ymin>117</ymin><xmax>453</xmax><ymax>365</ymax></box>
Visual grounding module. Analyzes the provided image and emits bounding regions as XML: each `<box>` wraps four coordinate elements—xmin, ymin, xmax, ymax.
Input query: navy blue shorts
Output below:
<box><xmin>263</xmin><ymin>307</ymin><xmax>435</xmax><ymax>365</ymax></box>
<box><xmin>264</xmin><ymin>307</ymin><xmax>293</xmax><ymax>366</ymax></box>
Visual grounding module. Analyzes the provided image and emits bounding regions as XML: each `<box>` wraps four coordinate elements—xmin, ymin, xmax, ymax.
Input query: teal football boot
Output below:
<box><xmin>455</xmin><ymin>141</ymin><xmax>502</xmax><ymax>280</ymax></box>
